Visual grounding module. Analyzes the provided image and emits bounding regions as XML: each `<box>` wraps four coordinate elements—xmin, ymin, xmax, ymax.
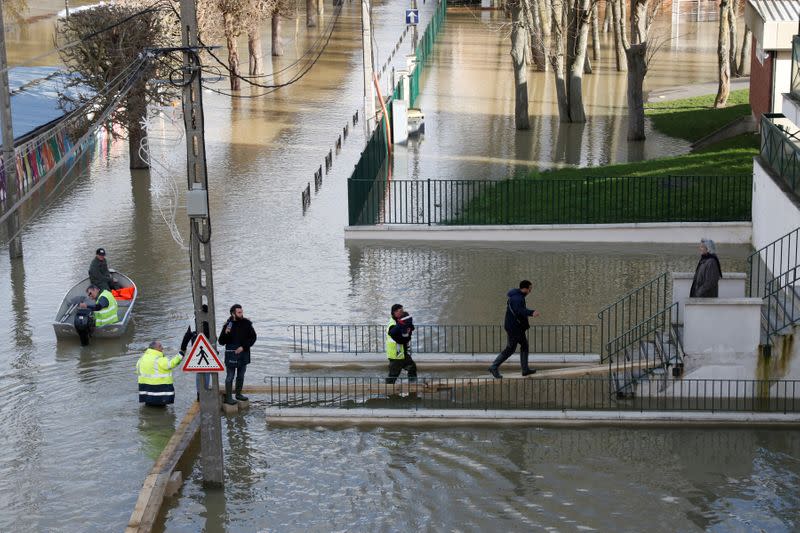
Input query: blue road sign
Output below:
<box><xmin>405</xmin><ymin>9</ymin><xmax>419</xmax><ymax>25</ymax></box>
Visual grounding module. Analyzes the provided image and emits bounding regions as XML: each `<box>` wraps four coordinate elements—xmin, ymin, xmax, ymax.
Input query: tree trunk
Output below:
<box><xmin>272</xmin><ymin>13</ymin><xmax>285</xmax><ymax>57</ymax></box>
<box><xmin>127</xmin><ymin>96</ymin><xmax>148</xmax><ymax>169</ymax></box>
<box><xmin>715</xmin><ymin>0</ymin><xmax>731</xmax><ymax>107</ymax></box>
<box><xmin>625</xmin><ymin>42</ymin><xmax>647</xmax><ymax>140</ymax></box>
<box><xmin>611</xmin><ymin>0</ymin><xmax>627</xmax><ymax>71</ymax></box>
<box><xmin>527</xmin><ymin>0</ymin><xmax>547</xmax><ymax>70</ymax></box>
<box><xmin>566</xmin><ymin>0</ymin><xmax>591</xmax><ymax>122</ymax></box>
<box><xmin>630</xmin><ymin>0</ymin><xmax>647</xmax><ymax>45</ymax></box>
<box><xmin>248</xmin><ymin>31</ymin><xmax>263</xmax><ymax>76</ymax></box>
<box><xmin>550</xmin><ymin>0</ymin><xmax>570</xmax><ymax>122</ymax></box>
<box><xmin>510</xmin><ymin>1</ymin><xmax>531</xmax><ymax>129</ymax></box>
<box><xmin>727</xmin><ymin>1</ymin><xmax>738</xmax><ymax>76</ymax></box>
<box><xmin>591</xmin><ymin>3</ymin><xmax>600</xmax><ymax>60</ymax></box>
<box><xmin>222</xmin><ymin>11</ymin><xmax>241</xmax><ymax>91</ymax></box>
<box><xmin>306</xmin><ymin>0</ymin><xmax>318</xmax><ymax>27</ymax></box>
<box><xmin>602</xmin><ymin>0</ymin><xmax>611</xmax><ymax>33</ymax></box>
<box><xmin>738</xmin><ymin>26</ymin><xmax>752</xmax><ymax>77</ymax></box>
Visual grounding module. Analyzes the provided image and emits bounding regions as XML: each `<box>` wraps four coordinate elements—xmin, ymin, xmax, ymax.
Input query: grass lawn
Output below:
<box><xmin>646</xmin><ymin>89</ymin><xmax>751</xmax><ymax>142</ymax></box>
<box><xmin>446</xmin><ymin>134</ymin><xmax>758</xmax><ymax>225</ymax></box>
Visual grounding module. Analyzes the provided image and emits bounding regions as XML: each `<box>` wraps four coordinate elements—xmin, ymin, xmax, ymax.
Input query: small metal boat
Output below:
<box><xmin>53</xmin><ymin>272</ymin><xmax>137</xmax><ymax>341</ymax></box>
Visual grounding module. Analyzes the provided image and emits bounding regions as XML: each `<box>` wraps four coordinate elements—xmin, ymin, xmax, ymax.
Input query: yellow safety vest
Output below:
<box><xmin>137</xmin><ymin>348</ymin><xmax>182</xmax><ymax>386</ymax></box>
<box><xmin>386</xmin><ymin>318</ymin><xmax>407</xmax><ymax>360</ymax></box>
<box><xmin>94</xmin><ymin>289</ymin><xmax>119</xmax><ymax>327</ymax></box>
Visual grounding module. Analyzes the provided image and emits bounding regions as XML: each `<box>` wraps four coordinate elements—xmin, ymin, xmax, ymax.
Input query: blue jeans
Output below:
<box><xmin>491</xmin><ymin>330</ymin><xmax>530</xmax><ymax>372</ymax></box>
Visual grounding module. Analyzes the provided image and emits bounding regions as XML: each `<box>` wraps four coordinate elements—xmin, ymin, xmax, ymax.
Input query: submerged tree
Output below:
<box><xmin>548</xmin><ymin>0</ymin><xmax>594</xmax><ymax>123</ymax></box>
<box><xmin>509</xmin><ymin>0</ymin><xmax>531</xmax><ymax>130</ymax></box>
<box><xmin>57</xmin><ymin>3</ymin><xmax>179</xmax><ymax>169</ymax></box>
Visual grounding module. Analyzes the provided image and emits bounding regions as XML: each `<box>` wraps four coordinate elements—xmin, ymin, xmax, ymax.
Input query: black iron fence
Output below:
<box><xmin>597</xmin><ymin>272</ymin><xmax>672</xmax><ymax>362</ymax></box>
<box><xmin>290</xmin><ymin>324</ymin><xmax>597</xmax><ymax>355</ymax></box>
<box><xmin>261</xmin><ymin>376</ymin><xmax>800</xmax><ymax>413</ymax></box>
<box><xmin>347</xmin><ymin>176</ymin><xmax>752</xmax><ymax>226</ymax></box>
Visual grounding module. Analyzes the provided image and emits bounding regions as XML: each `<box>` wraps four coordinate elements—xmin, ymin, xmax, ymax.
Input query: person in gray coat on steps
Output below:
<box><xmin>690</xmin><ymin>238</ymin><xmax>723</xmax><ymax>297</ymax></box>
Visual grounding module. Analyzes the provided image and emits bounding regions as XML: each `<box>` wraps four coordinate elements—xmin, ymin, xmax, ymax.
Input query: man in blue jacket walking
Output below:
<box><xmin>488</xmin><ymin>280</ymin><xmax>541</xmax><ymax>379</ymax></box>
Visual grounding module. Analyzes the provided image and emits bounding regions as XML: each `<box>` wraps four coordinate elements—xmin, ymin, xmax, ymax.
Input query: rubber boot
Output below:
<box><xmin>235</xmin><ymin>377</ymin><xmax>248</xmax><ymax>401</ymax></box>
<box><xmin>224</xmin><ymin>381</ymin><xmax>238</xmax><ymax>405</ymax></box>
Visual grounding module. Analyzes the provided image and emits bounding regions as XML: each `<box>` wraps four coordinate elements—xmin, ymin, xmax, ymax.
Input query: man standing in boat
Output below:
<box><xmin>79</xmin><ymin>284</ymin><xmax>119</xmax><ymax>328</ymax></box>
<box><xmin>88</xmin><ymin>247</ymin><xmax>120</xmax><ymax>291</ymax></box>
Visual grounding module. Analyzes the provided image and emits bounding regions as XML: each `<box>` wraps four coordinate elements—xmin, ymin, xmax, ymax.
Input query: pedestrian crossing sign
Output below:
<box><xmin>182</xmin><ymin>333</ymin><xmax>224</xmax><ymax>372</ymax></box>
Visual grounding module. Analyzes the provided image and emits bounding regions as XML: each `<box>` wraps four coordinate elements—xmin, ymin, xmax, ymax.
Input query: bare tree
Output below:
<box><xmin>738</xmin><ymin>25</ymin><xmax>752</xmax><ymax>77</ymax></box>
<box><xmin>306</xmin><ymin>0</ymin><xmax>318</xmax><ymax>27</ymax></box>
<box><xmin>509</xmin><ymin>0</ymin><xmax>531</xmax><ymax>129</ymax></box>
<box><xmin>272</xmin><ymin>0</ymin><xmax>295</xmax><ymax>57</ymax></box>
<box><xmin>623</xmin><ymin>0</ymin><xmax>664</xmax><ymax>140</ymax></box>
<box><xmin>57</xmin><ymin>4</ymin><xmax>179</xmax><ymax>169</ymax></box>
<box><xmin>547</xmin><ymin>0</ymin><xmax>593</xmax><ymax>123</ymax></box>
<box><xmin>715</xmin><ymin>0</ymin><xmax>732</xmax><ymax>107</ymax></box>
<box><xmin>610</xmin><ymin>0</ymin><xmax>627</xmax><ymax>71</ymax></box>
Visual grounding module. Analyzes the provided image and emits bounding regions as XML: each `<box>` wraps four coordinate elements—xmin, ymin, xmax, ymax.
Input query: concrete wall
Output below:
<box><xmin>671</xmin><ymin>272</ymin><xmax>747</xmax><ymax>323</ymax></box>
<box><xmin>345</xmin><ymin>222</ymin><xmax>753</xmax><ymax>244</ymax></box>
<box><xmin>752</xmin><ymin>158</ymin><xmax>800</xmax><ymax>252</ymax></box>
<box><xmin>683</xmin><ymin>297</ymin><xmax>763</xmax><ymax>356</ymax></box>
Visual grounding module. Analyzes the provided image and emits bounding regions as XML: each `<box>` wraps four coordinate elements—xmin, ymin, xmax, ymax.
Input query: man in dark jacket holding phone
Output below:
<box><xmin>218</xmin><ymin>304</ymin><xmax>257</xmax><ymax>405</ymax></box>
<box><xmin>488</xmin><ymin>280</ymin><xmax>541</xmax><ymax>378</ymax></box>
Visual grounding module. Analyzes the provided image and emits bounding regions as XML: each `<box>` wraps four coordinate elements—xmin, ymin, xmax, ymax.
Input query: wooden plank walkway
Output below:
<box><xmin>126</xmin><ymin>402</ymin><xmax>201</xmax><ymax>533</ymax></box>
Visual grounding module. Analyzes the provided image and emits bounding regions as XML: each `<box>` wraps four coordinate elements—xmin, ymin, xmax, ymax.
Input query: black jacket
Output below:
<box><xmin>218</xmin><ymin>318</ymin><xmax>257</xmax><ymax>365</ymax></box>
<box><xmin>388</xmin><ymin>316</ymin><xmax>414</xmax><ymax>346</ymax></box>
<box><xmin>504</xmin><ymin>288</ymin><xmax>535</xmax><ymax>333</ymax></box>
<box><xmin>88</xmin><ymin>258</ymin><xmax>113</xmax><ymax>291</ymax></box>
<box><xmin>690</xmin><ymin>254</ymin><xmax>723</xmax><ymax>297</ymax></box>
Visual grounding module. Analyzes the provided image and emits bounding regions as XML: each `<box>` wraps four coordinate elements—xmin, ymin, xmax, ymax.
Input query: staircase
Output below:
<box><xmin>748</xmin><ymin>228</ymin><xmax>800</xmax><ymax>353</ymax></box>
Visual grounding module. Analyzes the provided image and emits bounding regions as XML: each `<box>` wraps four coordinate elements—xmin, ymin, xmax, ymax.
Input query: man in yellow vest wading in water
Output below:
<box><xmin>137</xmin><ymin>331</ymin><xmax>192</xmax><ymax>406</ymax></box>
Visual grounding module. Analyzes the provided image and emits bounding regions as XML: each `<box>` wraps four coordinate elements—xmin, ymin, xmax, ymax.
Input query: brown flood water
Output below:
<box><xmin>1</xmin><ymin>2</ymin><xmax>797</xmax><ymax>532</ymax></box>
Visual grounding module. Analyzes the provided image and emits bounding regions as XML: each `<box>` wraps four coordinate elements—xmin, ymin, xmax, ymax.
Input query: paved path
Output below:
<box><xmin>647</xmin><ymin>77</ymin><xmax>750</xmax><ymax>103</ymax></box>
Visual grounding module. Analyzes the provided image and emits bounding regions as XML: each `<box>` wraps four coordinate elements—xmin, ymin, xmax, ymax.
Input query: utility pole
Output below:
<box><xmin>361</xmin><ymin>0</ymin><xmax>375</xmax><ymax>134</ymax></box>
<box><xmin>179</xmin><ymin>0</ymin><xmax>224</xmax><ymax>486</ymax></box>
<box><xmin>0</xmin><ymin>2</ymin><xmax>22</xmax><ymax>259</ymax></box>
<box><xmin>411</xmin><ymin>0</ymin><xmax>418</xmax><ymax>52</ymax></box>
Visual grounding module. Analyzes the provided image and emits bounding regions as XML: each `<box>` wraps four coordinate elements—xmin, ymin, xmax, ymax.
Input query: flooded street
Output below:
<box><xmin>0</xmin><ymin>1</ymin><xmax>798</xmax><ymax>531</ymax></box>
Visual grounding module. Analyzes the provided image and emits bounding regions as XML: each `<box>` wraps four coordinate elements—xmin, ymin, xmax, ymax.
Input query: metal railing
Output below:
<box><xmin>791</xmin><ymin>35</ymin><xmax>800</xmax><ymax>99</ymax></box>
<box><xmin>261</xmin><ymin>376</ymin><xmax>800</xmax><ymax>413</ymax></box>
<box><xmin>760</xmin><ymin>114</ymin><xmax>800</xmax><ymax>198</ymax></box>
<box><xmin>597</xmin><ymin>272</ymin><xmax>672</xmax><ymax>362</ymax></box>
<box><xmin>347</xmin><ymin>176</ymin><xmax>753</xmax><ymax>226</ymax></box>
<box><xmin>605</xmin><ymin>305</ymin><xmax>684</xmax><ymax>397</ymax></box>
<box><xmin>747</xmin><ymin>226</ymin><xmax>800</xmax><ymax>343</ymax></box>
<box><xmin>764</xmin><ymin>266</ymin><xmax>800</xmax><ymax>344</ymax></box>
<box><xmin>290</xmin><ymin>324</ymin><xmax>597</xmax><ymax>355</ymax></box>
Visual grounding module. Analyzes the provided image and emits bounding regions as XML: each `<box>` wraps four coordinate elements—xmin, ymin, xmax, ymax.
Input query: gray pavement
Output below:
<box><xmin>646</xmin><ymin>77</ymin><xmax>751</xmax><ymax>103</ymax></box>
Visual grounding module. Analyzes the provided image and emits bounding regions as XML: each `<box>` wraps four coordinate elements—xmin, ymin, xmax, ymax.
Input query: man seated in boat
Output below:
<box><xmin>78</xmin><ymin>284</ymin><xmax>119</xmax><ymax>328</ymax></box>
<box><xmin>88</xmin><ymin>248</ymin><xmax>120</xmax><ymax>291</ymax></box>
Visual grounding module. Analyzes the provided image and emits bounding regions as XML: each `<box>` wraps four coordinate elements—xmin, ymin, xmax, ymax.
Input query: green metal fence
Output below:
<box><xmin>760</xmin><ymin>113</ymin><xmax>800</xmax><ymax>198</ymax></box>
<box><xmin>347</xmin><ymin>175</ymin><xmax>753</xmax><ymax>226</ymax></box>
<box><xmin>347</xmin><ymin>0</ymin><xmax>448</xmax><ymax>222</ymax></box>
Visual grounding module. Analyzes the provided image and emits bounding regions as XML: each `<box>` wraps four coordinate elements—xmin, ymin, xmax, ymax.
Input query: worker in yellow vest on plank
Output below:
<box><xmin>137</xmin><ymin>331</ymin><xmax>192</xmax><ymax>406</ymax></box>
<box><xmin>385</xmin><ymin>304</ymin><xmax>417</xmax><ymax>384</ymax></box>
<box><xmin>79</xmin><ymin>284</ymin><xmax>119</xmax><ymax>327</ymax></box>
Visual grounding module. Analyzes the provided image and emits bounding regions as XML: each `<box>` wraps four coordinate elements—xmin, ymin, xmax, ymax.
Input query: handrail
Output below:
<box><xmin>597</xmin><ymin>272</ymin><xmax>671</xmax><ymax>361</ymax></box>
<box><xmin>290</xmin><ymin>323</ymin><xmax>597</xmax><ymax>355</ymax></box>
<box><xmin>759</xmin><ymin>114</ymin><xmax>800</xmax><ymax>198</ymax></box>
<box><xmin>605</xmin><ymin>304</ymin><xmax>677</xmax><ymax>364</ymax></box>
<box><xmin>763</xmin><ymin>266</ymin><xmax>800</xmax><ymax>344</ymax></box>
<box><xmin>747</xmin><ymin>225</ymin><xmax>800</xmax><ymax>297</ymax></box>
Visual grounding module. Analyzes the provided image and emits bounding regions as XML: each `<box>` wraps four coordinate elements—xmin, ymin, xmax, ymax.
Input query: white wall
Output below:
<box><xmin>752</xmin><ymin>158</ymin><xmax>800</xmax><ymax>252</ymax></box>
<box><xmin>683</xmin><ymin>298</ymin><xmax>763</xmax><ymax>356</ymax></box>
<box><xmin>774</xmin><ymin>52</ymin><xmax>792</xmax><ymax>112</ymax></box>
<box><xmin>671</xmin><ymin>272</ymin><xmax>746</xmax><ymax>323</ymax></box>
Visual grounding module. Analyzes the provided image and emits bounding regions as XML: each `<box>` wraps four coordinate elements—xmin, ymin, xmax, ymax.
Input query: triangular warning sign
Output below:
<box><xmin>182</xmin><ymin>333</ymin><xmax>224</xmax><ymax>372</ymax></box>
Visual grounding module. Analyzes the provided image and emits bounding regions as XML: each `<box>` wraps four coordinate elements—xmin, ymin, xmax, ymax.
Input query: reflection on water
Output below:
<box><xmin>162</xmin><ymin>416</ymin><xmax>800</xmax><ymax>532</ymax></box>
<box><xmin>0</xmin><ymin>1</ymin><xmax>781</xmax><ymax>531</ymax></box>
